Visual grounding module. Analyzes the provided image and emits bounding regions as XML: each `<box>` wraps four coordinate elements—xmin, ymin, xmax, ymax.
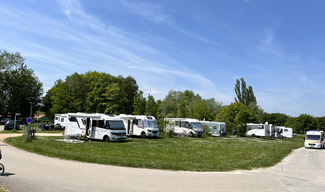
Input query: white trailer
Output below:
<box><xmin>63</xmin><ymin>113</ymin><xmax>126</xmax><ymax>142</ymax></box>
<box><xmin>305</xmin><ymin>130</ymin><xmax>325</xmax><ymax>149</ymax></box>
<box><xmin>277</xmin><ymin>126</ymin><xmax>293</xmax><ymax>138</ymax></box>
<box><xmin>246</xmin><ymin>122</ymin><xmax>275</xmax><ymax>137</ymax></box>
<box><xmin>119</xmin><ymin>114</ymin><xmax>159</xmax><ymax>138</ymax></box>
<box><xmin>200</xmin><ymin>121</ymin><xmax>226</xmax><ymax>136</ymax></box>
<box><xmin>164</xmin><ymin>118</ymin><xmax>204</xmax><ymax>137</ymax></box>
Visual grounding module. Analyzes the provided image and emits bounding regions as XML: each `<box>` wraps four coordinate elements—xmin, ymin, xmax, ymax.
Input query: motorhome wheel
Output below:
<box><xmin>141</xmin><ymin>132</ymin><xmax>146</xmax><ymax>138</ymax></box>
<box><xmin>103</xmin><ymin>136</ymin><xmax>110</xmax><ymax>142</ymax></box>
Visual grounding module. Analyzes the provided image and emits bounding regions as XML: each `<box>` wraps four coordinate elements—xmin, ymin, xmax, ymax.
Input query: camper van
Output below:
<box><xmin>119</xmin><ymin>114</ymin><xmax>159</xmax><ymax>137</ymax></box>
<box><xmin>246</xmin><ymin>122</ymin><xmax>275</xmax><ymax>137</ymax></box>
<box><xmin>165</xmin><ymin>118</ymin><xmax>204</xmax><ymax>137</ymax></box>
<box><xmin>305</xmin><ymin>130</ymin><xmax>325</xmax><ymax>149</ymax></box>
<box><xmin>200</xmin><ymin>121</ymin><xmax>226</xmax><ymax>136</ymax></box>
<box><xmin>63</xmin><ymin>113</ymin><xmax>126</xmax><ymax>142</ymax></box>
<box><xmin>277</xmin><ymin>126</ymin><xmax>293</xmax><ymax>138</ymax></box>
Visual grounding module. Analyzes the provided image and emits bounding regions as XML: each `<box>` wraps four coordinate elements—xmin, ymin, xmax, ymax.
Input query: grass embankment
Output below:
<box><xmin>4</xmin><ymin>135</ymin><xmax>303</xmax><ymax>172</ymax></box>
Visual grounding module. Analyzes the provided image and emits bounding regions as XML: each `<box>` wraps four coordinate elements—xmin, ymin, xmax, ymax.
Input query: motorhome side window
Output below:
<box><xmin>175</xmin><ymin>121</ymin><xmax>180</xmax><ymax>126</ymax></box>
<box><xmin>138</xmin><ymin>120</ymin><xmax>144</xmax><ymax>127</ymax></box>
<box><xmin>181</xmin><ymin>121</ymin><xmax>191</xmax><ymax>128</ymax></box>
<box><xmin>61</xmin><ymin>118</ymin><xmax>64</xmax><ymax>122</ymax></box>
<box><xmin>81</xmin><ymin>119</ymin><xmax>86</xmax><ymax>125</ymax></box>
<box><xmin>69</xmin><ymin>117</ymin><xmax>77</xmax><ymax>122</ymax></box>
<box><xmin>92</xmin><ymin>120</ymin><xmax>105</xmax><ymax>128</ymax></box>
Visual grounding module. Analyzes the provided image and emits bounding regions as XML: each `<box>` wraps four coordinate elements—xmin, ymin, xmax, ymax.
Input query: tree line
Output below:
<box><xmin>1</xmin><ymin>50</ymin><xmax>324</xmax><ymax>134</ymax></box>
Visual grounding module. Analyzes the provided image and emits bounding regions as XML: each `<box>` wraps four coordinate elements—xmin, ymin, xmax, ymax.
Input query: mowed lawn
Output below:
<box><xmin>4</xmin><ymin>135</ymin><xmax>303</xmax><ymax>171</ymax></box>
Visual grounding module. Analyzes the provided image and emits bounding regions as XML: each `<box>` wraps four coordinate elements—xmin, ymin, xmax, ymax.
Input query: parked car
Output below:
<box><xmin>1</xmin><ymin>118</ymin><xmax>11</xmax><ymax>125</ymax></box>
<box><xmin>4</xmin><ymin>120</ymin><xmax>20</xmax><ymax>130</ymax></box>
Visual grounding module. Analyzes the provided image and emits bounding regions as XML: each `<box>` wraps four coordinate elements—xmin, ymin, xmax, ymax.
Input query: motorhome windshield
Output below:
<box><xmin>191</xmin><ymin>122</ymin><xmax>202</xmax><ymax>129</ymax></box>
<box><xmin>306</xmin><ymin>135</ymin><xmax>320</xmax><ymax>140</ymax></box>
<box><xmin>106</xmin><ymin>120</ymin><xmax>125</xmax><ymax>130</ymax></box>
<box><xmin>144</xmin><ymin>120</ymin><xmax>158</xmax><ymax>128</ymax></box>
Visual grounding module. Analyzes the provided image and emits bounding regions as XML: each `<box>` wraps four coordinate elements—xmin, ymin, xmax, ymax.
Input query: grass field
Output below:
<box><xmin>4</xmin><ymin>135</ymin><xmax>304</xmax><ymax>172</ymax></box>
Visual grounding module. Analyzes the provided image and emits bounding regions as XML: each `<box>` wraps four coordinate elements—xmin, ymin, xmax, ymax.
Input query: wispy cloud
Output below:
<box><xmin>121</xmin><ymin>1</ymin><xmax>169</xmax><ymax>23</ymax></box>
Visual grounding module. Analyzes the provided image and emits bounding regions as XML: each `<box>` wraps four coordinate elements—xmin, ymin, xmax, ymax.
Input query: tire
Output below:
<box><xmin>103</xmin><ymin>136</ymin><xmax>110</xmax><ymax>142</ymax></box>
<box><xmin>188</xmin><ymin>132</ymin><xmax>193</xmax><ymax>137</ymax></box>
<box><xmin>252</xmin><ymin>134</ymin><xmax>256</xmax><ymax>137</ymax></box>
<box><xmin>0</xmin><ymin>163</ymin><xmax>4</xmax><ymax>175</ymax></box>
<box><xmin>141</xmin><ymin>132</ymin><xmax>146</xmax><ymax>138</ymax></box>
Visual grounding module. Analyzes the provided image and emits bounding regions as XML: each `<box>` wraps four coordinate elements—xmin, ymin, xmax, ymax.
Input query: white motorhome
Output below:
<box><xmin>63</xmin><ymin>113</ymin><xmax>126</xmax><ymax>142</ymax></box>
<box><xmin>200</xmin><ymin>121</ymin><xmax>226</xmax><ymax>136</ymax></box>
<box><xmin>305</xmin><ymin>130</ymin><xmax>325</xmax><ymax>149</ymax></box>
<box><xmin>277</xmin><ymin>126</ymin><xmax>293</xmax><ymax>138</ymax></box>
<box><xmin>165</xmin><ymin>118</ymin><xmax>204</xmax><ymax>137</ymax></box>
<box><xmin>246</xmin><ymin>122</ymin><xmax>275</xmax><ymax>137</ymax></box>
<box><xmin>54</xmin><ymin>114</ymin><xmax>68</xmax><ymax>129</ymax></box>
<box><xmin>119</xmin><ymin>114</ymin><xmax>159</xmax><ymax>137</ymax></box>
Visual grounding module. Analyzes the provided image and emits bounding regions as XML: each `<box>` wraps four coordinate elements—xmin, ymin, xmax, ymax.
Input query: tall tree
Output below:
<box><xmin>234</xmin><ymin>78</ymin><xmax>256</xmax><ymax>106</ymax></box>
<box><xmin>132</xmin><ymin>90</ymin><xmax>146</xmax><ymax>115</ymax></box>
<box><xmin>146</xmin><ymin>94</ymin><xmax>158</xmax><ymax>117</ymax></box>
<box><xmin>0</xmin><ymin>50</ymin><xmax>43</xmax><ymax>117</ymax></box>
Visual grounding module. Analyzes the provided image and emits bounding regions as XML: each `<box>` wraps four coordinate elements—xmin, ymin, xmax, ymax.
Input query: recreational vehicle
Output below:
<box><xmin>305</xmin><ymin>130</ymin><xmax>325</xmax><ymax>149</ymax></box>
<box><xmin>63</xmin><ymin>113</ymin><xmax>126</xmax><ymax>142</ymax></box>
<box><xmin>119</xmin><ymin>114</ymin><xmax>159</xmax><ymax>137</ymax></box>
<box><xmin>200</xmin><ymin>121</ymin><xmax>226</xmax><ymax>136</ymax></box>
<box><xmin>277</xmin><ymin>126</ymin><xmax>293</xmax><ymax>138</ymax></box>
<box><xmin>165</xmin><ymin>118</ymin><xmax>204</xmax><ymax>137</ymax></box>
<box><xmin>246</xmin><ymin>122</ymin><xmax>275</xmax><ymax>137</ymax></box>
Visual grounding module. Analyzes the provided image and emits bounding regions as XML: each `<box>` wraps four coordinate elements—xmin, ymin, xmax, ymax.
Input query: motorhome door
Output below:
<box><xmin>86</xmin><ymin>118</ymin><xmax>93</xmax><ymax>137</ymax></box>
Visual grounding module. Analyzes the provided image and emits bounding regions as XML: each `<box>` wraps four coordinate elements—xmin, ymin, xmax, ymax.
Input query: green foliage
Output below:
<box><xmin>44</xmin><ymin>72</ymin><xmax>138</xmax><ymax>116</ymax></box>
<box><xmin>216</xmin><ymin>102</ymin><xmax>258</xmax><ymax>135</ymax></box>
<box><xmin>294</xmin><ymin>114</ymin><xmax>317</xmax><ymax>133</ymax></box>
<box><xmin>261</xmin><ymin>113</ymin><xmax>289</xmax><ymax>125</ymax></box>
<box><xmin>0</xmin><ymin>50</ymin><xmax>43</xmax><ymax>117</ymax></box>
<box><xmin>145</xmin><ymin>94</ymin><xmax>158</xmax><ymax>117</ymax></box>
<box><xmin>315</xmin><ymin>117</ymin><xmax>325</xmax><ymax>131</ymax></box>
<box><xmin>133</xmin><ymin>90</ymin><xmax>146</xmax><ymax>115</ymax></box>
<box><xmin>234</xmin><ymin>78</ymin><xmax>256</xmax><ymax>106</ymax></box>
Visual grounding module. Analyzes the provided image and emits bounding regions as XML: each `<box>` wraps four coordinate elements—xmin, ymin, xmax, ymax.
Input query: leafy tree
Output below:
<box><xmin>261</xmin><ymin>113</ymin><xmax>289</xmax><ymax>126</ymax></box>
<box><xmin>234</xmin><ymin>78</ymin><xmax>256</xmax><ymax>106</ymax></box>
<box><xmin>159</xmin><ymin>90</ymin><xmax>179</xmax><ymax>118</ymax></box>
<box><xmin>0</xmin><ymin>50</ymin><xmax>43</xmax><ymax>117</ymax></box>
<box><xmin>146</xmin><ymin>94</ymin><xmax>158</xmax><ymax>117</ymax></box>
<box><xmin>216</xmin><ymin>102</ymin><xmax>258</xmax><ymax>136</ymax></box>
<box><xmin>133</xmin><ymin>90</ymin><xmax>146</xmax><ymax>115</ymax></box>
<box><xmin>315</xmin><ymin>117</ymin><xmax>325</xmax><ymax>131</ymax></box>
<box><xmin>295</xmin><ymin>114</ymin><xmax>317</xmax><ymax>133</ymax></box>
<box><xmin>189</xmin><ymin>100</ymin><xmax>213</xmax><ymax>121</ymax></box>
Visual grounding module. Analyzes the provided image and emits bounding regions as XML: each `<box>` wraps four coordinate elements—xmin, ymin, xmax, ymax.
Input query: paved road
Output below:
<box><xmin>0</xmin><ymin>127</ymin><xmax>324</xmax><ymax>192</ymax></box>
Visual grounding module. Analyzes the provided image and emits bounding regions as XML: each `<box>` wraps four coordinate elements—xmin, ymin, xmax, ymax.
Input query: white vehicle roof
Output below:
<box><xmin>66</xmin><ymin>113</ymin><xmax>122</xmax><ymax>120</ymax></box>
<box><xmin>119</xmin><ymin>114</ymin><xmax>156</xmax><ymax>120</ymax></box>
<box><xmin>306</xmin><ymin>130</ymin><xmax>324</xmax><ymax>135</ymax></box>
<box><xmin>164</xmin><ymin>118</ymin><xmax>199</xmax><ymax>123</ymax></box>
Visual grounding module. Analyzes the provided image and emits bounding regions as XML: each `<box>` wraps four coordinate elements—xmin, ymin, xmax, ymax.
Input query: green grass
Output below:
<box><xmin>4</xmin><ymin>135</ymin><xmax>304</xmax><ymax>172</ymax></box>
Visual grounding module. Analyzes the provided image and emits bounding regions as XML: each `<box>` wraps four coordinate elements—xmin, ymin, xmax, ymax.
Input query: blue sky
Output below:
<box><xmin>1</xmin><ymin>0</ymin><xmax>325</xmax><ymax>117</ymax></box>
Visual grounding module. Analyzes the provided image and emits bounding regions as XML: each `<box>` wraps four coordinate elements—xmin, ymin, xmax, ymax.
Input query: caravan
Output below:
<box><xmin>246</xmin><ymin>122</ymin><xmax>275</xmax><ymax>137</ymax></box>
<box><xmin>200</xmin><ymin>121</ymin><xmax>226</xmax><ymax>136</ymax></box>
<box><xmin>119</xmin><ymin>114</ymin><xmax>159</xmax><ymax>137</ymax></box>
<box><xmin>165</xmin><ymin>118</ymin><xmax>204</xmax><ymax>137</ymax></box>
<box><xmin>62</xmin><ymin>113</ymin><xmax>126</xmax><ymax>142</ymax></box>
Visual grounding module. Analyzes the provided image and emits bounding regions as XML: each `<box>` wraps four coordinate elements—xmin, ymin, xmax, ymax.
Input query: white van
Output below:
<box><xmin>63</xmin><ymin>113</ymin><xmax>127</xmax><ymax>142</ymax></box>
<box><xmin>119</xmin><ymin>114</ymin><xmax>159</xmax><ymax>137</ymax></box>
<box><xmin>200</xmin><ymin>121</ymin><xmax>226</xmax><ymax>136</ymax></box>
<box><xmin>165</xmin><ymin>118</ymin><xmax>204</xmax><ymax>137</ymax></box>
<box><xmin>54</xmin><ymin>114</ymin><xmax>68</xmax><ymax>129</ymax></box>
<box><xmin>305</xmin><ymin>130</ymin><xmax>325</xmax><ymax>149</ymax></box>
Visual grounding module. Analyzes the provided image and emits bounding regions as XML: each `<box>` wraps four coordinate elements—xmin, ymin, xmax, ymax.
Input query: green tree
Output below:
<box><xmin>261</xmin><ymin>113</ymin><xmax>289</xmax><ymax>126</ymax></box>
<box><xmin>159</xmin><ymin>90</ymin><xmax>179</xmax><ymax>117</ymax></box>
<box><xmin>315</xmin><ymin>117</ymin><xmax>325</xmax><ymax>131</ymax></box>
<box><xmin>0</xmin><ymin>50</ymin><xmax>43</xmax><ymax>117</ymax></box>
<box><xmin>133</xmin><ymin>90</ymin><xmax>146</xmax><ymax>115</ymax></box>
<box><xmin>216</xmin><ymin>102</ymin><xmax>258</xmax><ymax>136</ymax></box>
<box><xmin>234</xmin><ymin>78</ymin><xmax>256</xmax><ymax>106</ymax></box>
<box><xmin>189</xmin><ymin>100</ymin><xmax>213</xmax><ymax>121</ymax></box>
<box><xmin>146</xmin><ymin>94</ymin><xmax>158</xmax><ymax>117</ymax></box>
<box><xmin>295</xmin><ymin>114</ymin><xmax>317</xmax><ymax>133</ymax></box>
